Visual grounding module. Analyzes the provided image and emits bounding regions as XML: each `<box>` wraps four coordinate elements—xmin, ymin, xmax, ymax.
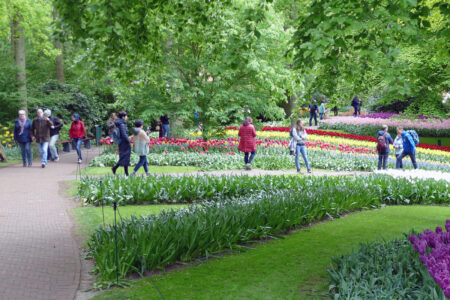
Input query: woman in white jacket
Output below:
<box><xmin>292</xmin><ymin>119</ymin><xmax>311</xmax><ymax>174</ymax></box>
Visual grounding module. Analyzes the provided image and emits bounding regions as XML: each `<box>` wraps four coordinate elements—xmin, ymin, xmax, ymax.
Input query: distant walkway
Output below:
<box><xmin>0</xmin><ymin>149</ymin><xmax>99</xmax><ymax>300</ymax></box>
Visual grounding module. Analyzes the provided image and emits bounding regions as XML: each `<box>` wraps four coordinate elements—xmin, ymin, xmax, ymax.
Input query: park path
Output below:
<box><xmin>0</xmin><ymin>149</ymin><xmax>100</xmax><ymax>300</ymax></box>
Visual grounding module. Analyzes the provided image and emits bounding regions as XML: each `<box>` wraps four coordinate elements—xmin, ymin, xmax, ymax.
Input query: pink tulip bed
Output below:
<box><xmin>320</xmin><ymin>116</ymin><xmax>450</xmax><ymax>138</ymax></box>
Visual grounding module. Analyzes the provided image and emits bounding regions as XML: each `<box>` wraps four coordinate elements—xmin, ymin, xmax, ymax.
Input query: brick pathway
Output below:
<box><xmin>0</xmin><ymin>150</ymin><xmax>95</xmax><ymax>300</ymax></box>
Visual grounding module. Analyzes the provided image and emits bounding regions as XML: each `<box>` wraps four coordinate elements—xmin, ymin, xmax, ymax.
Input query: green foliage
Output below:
<box><xmin>87</xmin><ymin>174</ymin><xmax>449</xmax><ymax>284</ymax></box>
<box><xmin>328</xmin><ymin>236</ymin><xmax>446</xmax><ymax>299</ymax></box>
<box><xmin>79</xmin><ymin>174</ymin><xmax>450</xmax><ymax>206</ymax></box>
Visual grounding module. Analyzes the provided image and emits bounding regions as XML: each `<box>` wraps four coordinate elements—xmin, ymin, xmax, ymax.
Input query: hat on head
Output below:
<box><xmin>44</xmin><ymin>109</ymin><xmax>51</xmax><ymax>116</ymax></box>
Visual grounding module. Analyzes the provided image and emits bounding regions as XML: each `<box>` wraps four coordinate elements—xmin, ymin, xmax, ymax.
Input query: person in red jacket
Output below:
<box><xmin>69</xmin><ymin>113</ymin><xmax>86</xmax><ymax>164</ymax></box>
<box><xmin>238</xmin><ymin>117</ymin><xmax>257</xmax><ymax>170</ymax></box>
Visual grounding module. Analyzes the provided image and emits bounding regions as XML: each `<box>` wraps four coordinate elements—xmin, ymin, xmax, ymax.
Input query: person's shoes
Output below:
<box><xmin>23</xmin><ymin>164</ymin><xmax>27</xmax><ymax>167</ymax></box>
<box><xmin>78</xmin><ymin>159</ymin><xmax>82</xmax><ymax>164</ymax></box>
<box><xmin>54</xmin><ymin>157</ymin><xmax>59</xmax><ymax>162</ymax></box>
<box><xmin>245</xmin><ymin>163</ymin><xmax>251</xmax><ymax>170</ymax></box>
<box><xmin>112</xmin><ymin>167</ymin><xmax>116</xmax><ymax>175</ymax></box>
<box><xmin>41</xmin><ymin>163</ymin><xmax>45</xmax><ymax>168</ymax></box>
<box><xmin>28</xmin><ymin>164</ymin><xmax>32</xmax><ymax>167</ymax></box>
<box><xmin>130</xmin><ymin>171</ymin><xmax>136</xmax><ymax>176</ymax></box>
<box><xmin>145</xmin><ymin>173</ymin><xmax>150</xmax><ymax>177</ymax></box>
<box><xmin>307</xmin><ymin>169</ymin><xmax>312</xmax><ymax>174</ymax></box>
<box><xmin>297</xmin><ymin>169</ymin><xmax>302</xmax><ymax>174</ymax></box>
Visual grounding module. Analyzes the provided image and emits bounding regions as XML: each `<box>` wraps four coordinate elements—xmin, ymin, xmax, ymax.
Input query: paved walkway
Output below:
<box><xmin>0</xmin><ymin>149</ymin><xmax>97</xmax><ymax>300</ymax></box>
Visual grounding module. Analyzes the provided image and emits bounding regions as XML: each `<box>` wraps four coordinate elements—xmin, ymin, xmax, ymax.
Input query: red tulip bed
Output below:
<box><xmin>225</xmin><ymin>126</ymin><xmax>450</xmax><ymax>152</ymax></box>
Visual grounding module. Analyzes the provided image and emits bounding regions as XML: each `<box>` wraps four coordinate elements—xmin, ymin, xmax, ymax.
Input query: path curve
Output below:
<box><xmin>0</xmin><ymin>150</ymin><xmax>97</xmax><ymax>300</ymax></box>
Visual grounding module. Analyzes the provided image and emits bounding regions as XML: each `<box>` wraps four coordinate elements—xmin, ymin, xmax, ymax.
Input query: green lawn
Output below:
<box><xmin>73</xmin><ymin>204</ymin><xmax>187</xmax><ymax>239</ymax></box>
<box><xmin>0</xmin><ymin>159</ymin><xmax>21</xmax><ymax>168</ymax></box>
<box><xmin>79</xmin><ymin>165</ymin><xmax>200</xmax><ymax>175</ymax></box>
<box><xmin>92</xmin><ymin>205</ymin><xmax>450</xmax><ymax>300</ymax></box>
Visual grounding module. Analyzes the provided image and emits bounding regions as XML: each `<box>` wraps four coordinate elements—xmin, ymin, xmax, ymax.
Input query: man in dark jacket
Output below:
<box><xmin>31</xmin><ymin>109</ymin><xmax>54</xmax><ymax>168</ymax></box>
<box><xmin>44</xmin><ymin>109</ymin><xmax>63</xmax><ymax>162</ymax></box>
<box><xmin>309</xmin><ymin>99</ymin><xmax>318</xmax><ymax>126</ymax></box>
<box><xmin>112</xmin><ymin>111</ymin><xmax>131</xmax><ymax>176</ymax></box>
<box><xmin>376</xmin><ymin>125</ymin><xmax>393</xmax><ymax>170</ymax></box>
<box><xmin>351</xmin><ymin>96</ymin><xmax>360</xmax><ymax>117</ymax></box>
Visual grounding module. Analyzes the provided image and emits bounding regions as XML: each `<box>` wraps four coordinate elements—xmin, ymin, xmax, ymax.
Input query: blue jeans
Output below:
<box><xmin>72</xmin><ymin>138</ymin><xmax>83</xmax><ymax>160</ymax></box>
<box><xmin>378</xmin><ymin>152</ymin><xmax>389</xmax><ymax>170</ymax></box>
<box><xmin>134</xmin><ymin>156</ymin><xmax>149</xmax><ymax>173</ymax></box>
<box><xmin>49</xmin><ymin>134</ymin><xmax>59</xmax><ymax>160</ymax></box>
<box><xmin>397</xmin><ymin>151</ymin><xmax>417</xmax><ymax>169</ymax></box>
<box><xmin>309</xmin><ymin>113</ymin><xmax>317</xmax><ymax>126</ymax></box>
<box><xmin>244</xmin><ymin>151</ymin><xmax>256</xmax><ymax>165</ymax></box>
<box><xmin>319</xmin><ymin>112</ymin><xmax>324</xmax><ymax>120</ymax></box>
<box><xmin>19</xmin><ymin>142</ymin><xmax>32</xmax><ymax>166</ymax></box>
<box><xmin>295</xmin><ymin>145</ymin><xmax>310</xmax><ymax>171</ymax></box>
<box><xmin>38</xmin><ymin>142</ymin><xmax>49</xmax><ymax>165</ymax></box>
<box><xmin>395</xmin><ymin>154</ymin><xmax>403</xmax><ymax>169</ymax></box>
<box><xmin>162</xmin><ymin>124</ymin><xmax>170</xmax><ymax>137</ymax></box>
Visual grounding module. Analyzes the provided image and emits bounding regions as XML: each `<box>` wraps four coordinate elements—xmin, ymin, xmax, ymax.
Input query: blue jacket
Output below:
<box><xmin>377</xmin><ymin>130</ymin><xmax>393</xmax><ymax>153</ymax></box>
<box><xmin>401</xmin><ymin>131</ymin><xmax>415</xmax><ymax>153</ymax></box>
<box><xmin>13</xmin><ymin>118</ymin><xmax>32</xmax><ymax>143</ymax></box>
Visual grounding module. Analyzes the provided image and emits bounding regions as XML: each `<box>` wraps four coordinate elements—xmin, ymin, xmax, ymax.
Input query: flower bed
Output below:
<box><xmin>409</xmin><ymin>221</ymin><xmax>450</xmax><ymax>298</ymax></box>
<box><xmin>320</xmin><ymin>116</ymin><xmax>450</xmax><ymax>137</ymax></box>
<box><xmin>328</xmin><ymin>236</ymin><xmax>447</xmax><ymax>299</ymax></box>
<box><xmin>88</xmin><ymin>175</ymin><xmax>449</xmax><ymax>285</ymax></box>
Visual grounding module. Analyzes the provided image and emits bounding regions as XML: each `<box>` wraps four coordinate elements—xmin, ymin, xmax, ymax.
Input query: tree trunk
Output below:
<box><xmin>55</xmin><ymin>41</ymin><xmax>64</xmax><ymax>82</ymax></box>
<box><xmin>53</xmin><ymin>10</ymin><xmax>64</xmax><ymax>82</ymax></box>
<box><xmin>13</xmin><ymin>12</ymin><xmax>27</xmax><ymax>108</ymax></box>
<box><xmin>282</xmin><ymin>91</ymin><xmax>297</xmax><ymax>126</ymax></box>
<box><xmin>10</xmin><ymin>20</ymin><xmax>15</xmax><ymax>59</ymax></box>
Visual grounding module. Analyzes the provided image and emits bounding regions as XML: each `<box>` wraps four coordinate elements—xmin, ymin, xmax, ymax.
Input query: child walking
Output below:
<box><xmin>131</xmin><ymin>119</ymin><xmax>150</xmax><ymax>176</ymax></box>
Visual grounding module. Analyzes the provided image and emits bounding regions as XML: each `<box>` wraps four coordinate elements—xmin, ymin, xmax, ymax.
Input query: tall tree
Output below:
<box><xmin>11</xmin><ymin>10</ymin><xmax>27</xmax><ymax>105</ymax></box>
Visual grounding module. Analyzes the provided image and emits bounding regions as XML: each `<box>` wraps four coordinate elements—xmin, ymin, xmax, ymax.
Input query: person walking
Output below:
<box><xmin>357</xmin><ymin>98</ymin><xmax>362</xmax><ymax>116</ymax></box>
<box><xmin>44</xmin><ymin>109</ymin><xmax>63</xmax><ymax>162</ymax></box>
<box><xmin>292</xmin><ymin>119</ymin><xmax>311</xmax><ymax>174</ymax></box>
<box><xmin>107</xmin><ymin>113</ymin><xmax>117</xmax><ymax>142</ymax></box>
<box><xmin>376</xmin><ymin>125</ymin><xmax>393</xmax><ymax>170</ymax></box>
<box><xmin>319</xmin><ymin>97</ymin><xmax>326</xmax><ymax>121</ymax></box>
<box><xmin>396</xmin><ymin>128</ymin><xmax>418</xmax><ymax>169</ymax></box>
<box><xmin>13</xmin><ymin>110</ymin><xmax>33</xmax><ymax>167</ymax></box>
<box><xmin>351</xmin><ymin>96</ymin><xmax>359</xmax><ymax>117</ymax></box>
<box><xmin>69</xmin><ymin>113</ymin><xmax>86</xmax><ymax>164</ymax></box>
<box><xmin>160</xmin><ymin>115</ymin><xmax>170</xmax><ymax>138</ymax></box>
<box><xmin>309</xmin><ymin>99</ymin><xmax>318</xmax><ymax>126</ymax></box>
<box><xmin>238</xmin><ymin>117</ymin><xmax>257</xmax><ymax>170</ymax></box>
<box><xmin>393</xmin><ymin>128</ymin><xmax>403</xmax><ymax>169</ymax></box>
<box><xmin>112</xmin><ymin>111</ymin><xmax>131</xmax><ymax>175</ymax></box>
<box><xmin>131</xmin><ymin>119</ymin><xmax>150</xmax><ymax>176</ymax></box>
<box><xmin>31</xmin><ymin>109</ymin><xmax>54</xmax><ymax>168</ymax></box>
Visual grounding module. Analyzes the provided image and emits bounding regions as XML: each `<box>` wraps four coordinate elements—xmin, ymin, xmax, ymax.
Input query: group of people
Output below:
<box><xmin>13</xmin><ymin>109</ymin><xmax>86</xmax><ymax>168</ymax></box>
<box><xmin>376</xmin><ymin>125</ymin><xmax>418</xmax><ymax>170</ymax></box>
<box><xmin>308</xmin><ymin>95</ymin><xmax>327</xmax><ymax>127</ymax></box>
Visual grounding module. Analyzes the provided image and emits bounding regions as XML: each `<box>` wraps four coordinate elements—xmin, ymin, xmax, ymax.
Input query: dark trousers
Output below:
<box><xmin>378</xmin><ymin>152</ymin><xmax>389</xmax><ymax>170</ymax></box>
<box><xmin>134</xmin><ymin>155</ymin><xmax>149</xmax><ymax>173</ymax></box>
<box><xmin>397</xmin><ymin>151</ymin><xmax>417</xmax><ymax>169</ymax></box>
<box><xmin>309</xmin><ymin>113</ymin><xmax>317</xmax><ymax>126</ymax></box>
<box><xmin>244</xmin><ymin>151</ymin><xmax>256</xmax><ymax>165</ymax></box>
<box><xmin>395</xmin><ymin>154</ymin><xmax>403</xmax><ymax>169</ymax></box>
<box><xmin>353</xmin><ymin>107</ymin><xmax>358</xmax><ymax>117</ymax></box>
<box><xmin>19</xmin><ymin>142</ymin><xmax>32</xmax><ymax>166</ymax></box>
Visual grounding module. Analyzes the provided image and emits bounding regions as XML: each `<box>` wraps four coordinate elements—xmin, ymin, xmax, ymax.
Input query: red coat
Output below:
<box><xmin>69</xmin><ymin>121</ymin><xmax>86</xmax><ymax>139</ymax></box>
<box><xmin>238</xmin><ymin>124</ymin><xmax>256</xmax><ymax>152</ymax></box>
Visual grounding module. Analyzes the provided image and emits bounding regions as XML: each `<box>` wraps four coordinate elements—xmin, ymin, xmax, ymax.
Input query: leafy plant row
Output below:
<box><xmin>88</xmin><ymin>150</ymin><xmax>448</xmax><ymax>172</ymax></box>
<box><xmin>79</xmin><ymin>174</ymin><xmax>450</xmax><ymax>206</ymax></box>
<box><xmin>328</xmin><ymin>236</ymin><xmax>447</xmax><ymax>299</ymax></box>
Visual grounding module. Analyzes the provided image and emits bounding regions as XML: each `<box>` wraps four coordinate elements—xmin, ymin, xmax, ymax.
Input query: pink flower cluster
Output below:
<box><xmin>409</xmin><ymin>220</ymin><xmax>450</xmax><ymax>298</ymax></box>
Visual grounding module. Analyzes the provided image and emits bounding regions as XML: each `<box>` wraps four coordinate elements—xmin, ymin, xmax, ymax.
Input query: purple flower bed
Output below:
<box><xmin>359</xmin><ymin>112</ymin><xmax>400</xmax><ymax>119</ymax></box>
<box><xmin>409</xmin><ymin>220</ymin><xmax>450</xmax><ymax>298</ymax></box>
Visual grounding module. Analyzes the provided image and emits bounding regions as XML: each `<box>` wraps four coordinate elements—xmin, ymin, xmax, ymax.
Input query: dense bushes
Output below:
<box><xmin>328</xmin><ymin>236</ymin><xmax>447</xmax><ymax>299</ymax></box>
<box><xmin>79</xmin><ymin>174</ymin><xmax>450</xmax><ymax>206</ymax></box>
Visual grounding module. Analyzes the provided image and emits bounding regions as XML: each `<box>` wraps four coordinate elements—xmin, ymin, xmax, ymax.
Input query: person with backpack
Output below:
<box><xmin>112</xmin><ymin>111</ymin><xmax>131</xmax><ymax>175</ymax></box>
<box><xmin>292</xmin><ymin>119</ymin><xmax>311</xmax><ymax>174</ymax></box>
<box><xmin>351</xmin><ymin>96</ymin><xmax>360</xmax><ymax>117</ymax></box>
<box><xmin>393</xmin><ymin>128</ymin><xmax>404</xmax><ymax>169</ymax></box>
<box><xmin>309</xmin><ymin>99</ymin><xmax>318</xmax><ymax>126</ymax></box>
<box><xmin>376</xmin><ymin>125</ymin><xmax>393</xmax><ymax>170</ymax></box>
<box><xmin>44</xmin><ymin>109</ymin><xmax>63</xmax><ymax>162</ymax></box>
<box><xmin>396</xmin><ymin>128</ymin><xmax>418</xmax><ymax>169</ymax></box>
<box><xmin>69</xmin><ymin>113</ymin><xmax>86</xmax><ymax>164</ymax></box>
<box><xmin>238</xmin><ymin>117</ymin><xmax>257</xmax><ymax>170</ymax></box>
<box><xmin>14</xmin><ymin>110</ymin><xmax>33</xmax><ymax>167</ymax></box>
<box><xmin>131</xmin><ymin>119</ymin><xmax>150</xmax><ymax>176</ymax></box>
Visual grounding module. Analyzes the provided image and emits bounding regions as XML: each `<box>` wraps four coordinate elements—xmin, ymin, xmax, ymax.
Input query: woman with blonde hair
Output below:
<box><xmin>291</xmin><ymin>119</ymin><xmax>311</xmax><ymax>174</ymax></box>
